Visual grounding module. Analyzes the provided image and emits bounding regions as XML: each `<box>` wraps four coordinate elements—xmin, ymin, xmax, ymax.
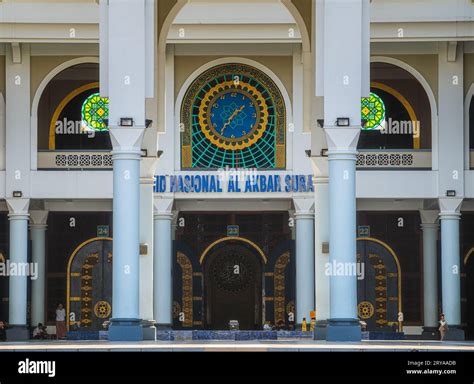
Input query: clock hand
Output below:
<box><xmin>220</xmin><ymin>105</ymin><xmax>245</xmax><ymax>135</ymax></box>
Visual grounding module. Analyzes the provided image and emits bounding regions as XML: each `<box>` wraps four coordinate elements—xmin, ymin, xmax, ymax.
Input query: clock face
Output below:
<box><xmin>198</xmin><ymin>78</ymin><xmax>269</xmax><ymax>151</ymax></box>
<box><xmin>208</xmin><ymin>90</ymin><xmax>258</xmax><ymax>140</ymax></box>
<box><xmin>181</xmin><ymin>63</ymin><xmax>286</xmax><ymax>169</ymax></box>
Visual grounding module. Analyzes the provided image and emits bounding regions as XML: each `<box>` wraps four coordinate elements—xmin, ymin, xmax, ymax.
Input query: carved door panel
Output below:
<box><xmin>357</xmin><ymin>239</ymin><xmax>401</xmax><ymax>331</ymax></box>
<box><xmin>67</xmin><ymin>239</ymin><xmax>113</xmax><ymax>331</ymax></box>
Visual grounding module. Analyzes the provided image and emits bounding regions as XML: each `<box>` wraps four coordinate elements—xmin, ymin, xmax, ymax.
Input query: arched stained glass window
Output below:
<box><xmin>81</xmin><ymin>93</ymin><xmax>109</xmax><ymax>132</ymax></box>
<box><xmin>181</xmin><ymin>63</ymin><xmax>286</xmax><ymax>170</ymax></box>
<box><xmin>361</xmin><ymin>92</ymin><xmax>386</xmax><ymax>130</ymax></box>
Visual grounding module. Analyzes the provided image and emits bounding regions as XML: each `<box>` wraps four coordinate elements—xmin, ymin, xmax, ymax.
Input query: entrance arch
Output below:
<box><xmin>356</xmin><ymin>237</ymin><xmax>402</xmax><ymax>332</ymax></box>
<box><xmin>464</xmin><ymin>247</ymin><xmax>474</xmax><ymax>339</ymax></box>
<box><xmin>201</xmin><ymin>238</ymin><xmax>266</xmax><ymax>330</ymax></box>
<box><xmin>66</xmin><ymin>237</ymin><xmax>113</xmax><ymax>331</ymax></box>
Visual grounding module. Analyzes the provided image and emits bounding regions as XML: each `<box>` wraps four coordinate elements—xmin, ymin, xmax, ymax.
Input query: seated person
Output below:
<box><xmin>0</xmin><ymin>321</ymin><xmax>7</xmax><ymax>341</ymax></box>
<box><xmin>276</xmin><ymin>320</ymin><xmax>286</xmax><ymax>331</ymax></box>
<box><xmin>263</xmin><ymin>322</ymin><xmax>273</xmax><ymax>331</ymax></box>
<box><xmin>32</xmin><ymin>323</ymin><xmax>48</xmax><ymax>340</ymax></box>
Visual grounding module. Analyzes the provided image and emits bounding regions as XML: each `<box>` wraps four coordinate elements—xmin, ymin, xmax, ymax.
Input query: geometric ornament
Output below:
<box><xmin>93</xmin><ymin>300</ymin><xmax>112</xmax><ymax>319</ymax></box>
<box><xmin>81</xmin><ymin>93</ymin><xmax>109</xmax><ymax>132</ymax></box>
<box><xmin>358</xmin><ymin>301</ymin><xmax>375</xmax><ymax>319</ymax></box>
<box><xmin>361</xmin><ymin>92</ymin><xmax>386</xmax><ymax>130</ymax></box>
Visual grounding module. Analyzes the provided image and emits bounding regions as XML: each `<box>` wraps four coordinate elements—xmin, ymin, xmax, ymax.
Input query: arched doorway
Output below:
<box><xmin>356</xmin><ymin>237</ymin><xmax>402</xmax><ymax>332</ymax></box>
<box><xmin>464</xmin><ymin>248</ymin><xmax>474</xmax><ymax>339</ymax></box>
<box><xmin>202</xmin><ymin>238</ymin><xmax>265</xmax><ymax>330</ymax></box>
<box><xmin>66</xmin><ymin>237</ymin><xmax>113</xmax><ymax>331</ymax></box>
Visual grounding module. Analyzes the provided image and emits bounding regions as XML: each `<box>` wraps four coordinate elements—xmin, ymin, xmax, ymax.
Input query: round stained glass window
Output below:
<box><xmin>361</xmin><ymin>92</ymin><xmax>386</xmax><ymax>130</ymax></box>
<box><xmin>81</xmin><ymin>93</ymin><xmax>109</xmax><ymax>132</ymax></box>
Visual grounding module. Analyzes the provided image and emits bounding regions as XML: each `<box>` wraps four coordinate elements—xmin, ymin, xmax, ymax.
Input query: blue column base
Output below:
<box><xmin>108</xmin><ymin>319</ymin><xmax>143</xmax><ymax>341</ymax></box>
<box><xmin>326</xmin><ymin>318</ymin><xmax>361</xmax><ymax>342</ymax></box>
<box><xmin>6</xmin><ymin>325</ymin><xmax>30</xmax><ymax>341</ymax></box>
<box><xmin>141</xmin><ymin>320</ymin><xmax>156</xmax><ymax>341</ymax></box>
<box><xmin>313</xmin><ymin>320</ymin><xmax>328</xmax><ymax>340</ymax></box>
<box><xmin>444</xmin><ymin>326</ymin><xmax>465</xmax><ymax>341</ymax></box>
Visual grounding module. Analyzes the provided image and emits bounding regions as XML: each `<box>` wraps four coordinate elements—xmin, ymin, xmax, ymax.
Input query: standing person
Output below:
<box><xmin>439</xmin><ymin>313</ymin><xmax>449</xmax><ymax>341</ymax></box>
<box><xmin>56</xmin><ymin>303</ymin><xmax>67</xmax><ymax>340</ymax></box>
<box><xmin>301</xmin><ymin>317</ymin><xmax>308</xmax><ymax>332</ymax></box>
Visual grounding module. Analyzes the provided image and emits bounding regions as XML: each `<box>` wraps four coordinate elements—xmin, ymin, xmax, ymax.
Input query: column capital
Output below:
<box><xmin>420</xmin><ymin>210</ymin><xmax>439</xmax><ymax>225</ymax></box>
<box><xmin>6</xmin><ymin>199</ymin><xmax>30</xmax><ymax>220</ymax></box>
<box><xmin>110</xmin><ymin>127</ymin><xmax>146</xmax><ymax>160</ymax></box>
<box><xmin>294</xmin><ymin>212</ymin><xmax>315</xmax><ymax>220</ymax></box>
<box><xmin>310</xmin><ymin>156</ymin><xmax>329</xmax><ymax>184</ymax></box>
<box><xmin>153</xmin><ymin>198</ymin><xmax>174</xmax><ymax>219</ymax></box>
<box><xmin>29</xmin><ymin>210</ymin><xmax>48</xmax><ymax>228</ymax></box>
<box><xmin>439</xmin><ymin>198</ymin><xmax>463</xmax><ymax>219</ymax></box>
<box><xmin>324</xmin><ymin>127</ymin><xmax>360</xmax><ymax>156</ymax></box>
<box><xmin>293</xmin><ymin>197</ymin><xmax>315</xmax><ymax>217</ymax></box>
<box><xmin>439</xmin><ymin>212</ymin><xmax>461</xmax><ymax>221</ymax></box>
<box><xmin>140</xmin><ymin>157</ymin><xmax>158</xmax><ymax>184</ymax></box>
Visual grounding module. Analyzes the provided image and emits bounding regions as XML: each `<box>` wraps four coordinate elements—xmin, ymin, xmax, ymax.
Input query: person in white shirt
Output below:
<box><xmin>439</xmin><ymin>313</ymin><xmax>448</xmax><ymax>341</ymax></box>
<box><xmin>33</xmin><ymin>323</ymin><xmax>48</xmax><ymax>339</ymax></box>
<box><xmin>56</xmin><ymin>303</ymin><xmax>66</xmax><ymax>339</ymax></box>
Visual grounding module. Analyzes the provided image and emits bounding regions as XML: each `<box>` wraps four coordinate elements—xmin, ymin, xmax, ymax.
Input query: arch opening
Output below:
<box><xmin>359</xmin><ymin>62</ymin><xmax>433</xmax><ymax>151</ymax></box>
<box><xmin>202</xmin><ymin>238</ymin><xmax>265</xmax><ymax>330</ymax></box>
<box><xmin>37</xmin><ymin>63</ymin><xmax>111</xmax><ymax>152</ymax></box>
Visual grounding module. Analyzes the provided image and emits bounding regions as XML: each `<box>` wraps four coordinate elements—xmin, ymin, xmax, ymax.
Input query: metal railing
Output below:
<box><xmin>38</xmin><ymin>151</ymin><xmax>113</xmax><ymax>170</ymax></box>
<box><xmin>356</xmin><ymin>150</ymin><xmax>432</xmax><ymax>169</ymax></box>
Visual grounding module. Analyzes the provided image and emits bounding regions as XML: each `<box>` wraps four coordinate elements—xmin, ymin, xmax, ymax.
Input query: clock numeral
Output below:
<box><xmin>252</xmin><ymin>113</ymin><xmax>257</xmax><ymax>118</ymax></box>
<box><xmin>213</xmin><ymin>103</ymin><xmax>219</xmax><ymax>109</ymax></box>
<box><xmin>242</xmin><ymin>131</ymin><xmax>247</xmax><ymax>135</ymax></box>
<box><xmin>220</xmin><ymin>95</ymin><xmax>225</xmax><ymax>100</ymax></box>
<box><xmin>231</xmin><ymin>92</ymin><xmax>237</xmax><ymax>98</ymax></box>
<box><xmin>211</xmin><ymin>113</ymin><xmax>215</xmax><ymax>118</ymax></box>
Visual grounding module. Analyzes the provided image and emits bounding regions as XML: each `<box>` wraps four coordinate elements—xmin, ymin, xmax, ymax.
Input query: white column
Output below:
<box><xmin>153</xmin><ymin>198</ymin><xmax>174</xmax><ymax>328</ymax></box>
<box><xmin>139</xmin><ymin>158</ymin><xmax>158</xmax><ymax>339</ymax></box>
<box><xmin>104</xmin><ymin>0</ymin><xmax>149</xmax><ymax>341</ymax></box>
<box><xmin>6</xmin><ymin>199</ymin><xmax>30</xmax><ymax>340</ymax></box>
<box><xmin>438</xmin><ymin>198</ymin><xmax>464</xmax><ymax>340</ymax></box>
<box><xmin>420</xmin><ymin>210</ymin><xmax>439</xmax><ymax>336</ymax></box>
<box><xmin>293</xmin><ymin>198</ymin><xmax>315</xmax><ymax>326</ymax></box>
<box><xmin>311</xmin><ymin>157</ymin><xmax>330</xmax><ymax>338</ymax></box>
<box><xmin>6</xmin><ymin>43</ymin><xmax>31</xmax><ymax>198</ymax></box>
<box><xmin>437</xmin><ymin>42</ymin><xmax>464</xmax><ymax>195</ymax></box>
<box><xmin>320</xmin><ymin>0</ymin><xmax>367</xmax><ymax>342</ymax></box>
<box><xmin>29</xmin><ymin>210</ymin><xmax>48</xmax><ymax>327</ymax></box>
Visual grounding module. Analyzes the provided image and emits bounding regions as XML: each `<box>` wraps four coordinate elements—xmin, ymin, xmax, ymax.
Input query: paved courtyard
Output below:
<box><xmin>0</xmin><ymin>340</ymin><xmax>473</xmax><ymax>352</ymax></box>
